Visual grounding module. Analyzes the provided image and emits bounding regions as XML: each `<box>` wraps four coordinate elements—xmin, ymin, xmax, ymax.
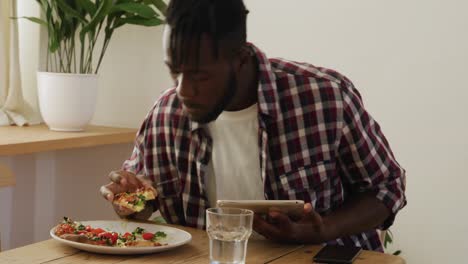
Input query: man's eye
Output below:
<box><xmin>170</xmin><ymin>73</ymin><xmax>181</xmax><ymax>83</ymax></box>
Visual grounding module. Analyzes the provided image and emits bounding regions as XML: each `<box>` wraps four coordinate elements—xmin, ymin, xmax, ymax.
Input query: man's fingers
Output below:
<box><xmin>109</xmin><ymin>171</ymin><xmax>123</xmax><ymax>184</ymax></box>
<box><xmin>269</xmin><ymin>210</ymin><xmax>291</xmax><ymax>227</ymax></box>
<box><xmin>253</xmin><ymin>213</ymin><xmax>285</xmax><ymax>241</ymax></box>
<box><xmin>104</xmin><ymin>172</ymin><xmax>155</xmax><ymax>199</ymax></box>
<box><xmin>100</xmin><ymin>185</ymin><xmax>114</xmax><ymax>201</ymax></box>
<box><xmin>136</xmin><ymin>174</ymin><xmax>156</xmax><ymax>192</ymax></box>
<box><xmin>301</xmin><ymin>203</ymin><xmax>323</xmax><ymax>224</ymax></box>
<box><xmin>100</xmin><ymin>182</ymin><xmax>126</xmax><ymax>201</ymax></box>
<box><xmin>125</xmin><ymin>172</ymin><xmax>143</xmax><ymax>188</ymax></box>
<box><xmin>253</xmin><ymin>214</ymin><xmax>273</xmax><ymax>239</ymax></box>
<box><xmin>109</xmin><ymin>171</ymin><xmax>146</xmax><ymax>192</ymax></box>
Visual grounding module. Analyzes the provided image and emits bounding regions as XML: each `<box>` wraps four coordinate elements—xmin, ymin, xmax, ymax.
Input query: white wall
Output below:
<box><xmin>243</xmin><ymin>0</ymin><xmax>468</xmax><ymax>263</ymax></box>
<box><xmin>4</xmin><ymin>0</ymin><xmax>468</xmax><ymax>262</ymax></box>
<box><xmin>90</xmin><ymin>25</ymin><xmax>173</xmax><ymax>128</ymax></box>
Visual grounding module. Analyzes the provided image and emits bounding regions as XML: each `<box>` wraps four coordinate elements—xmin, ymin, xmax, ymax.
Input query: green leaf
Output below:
<box><xmin>49</xmin><ymin>32</ymin><xmax>60</xmax><ymax>53</ymax></box>
<box><xmin>36</xmin><ymin>0</ymin><xmax>48</xmax><ymax>14</ymax></box>
<box><xmin>155</xmin><ymin>231</ymin><xmax>167</xmax><ymax>238</ymax></box>
<box><xmin>133</xmin><ymin>200</ymin><xmax>144</xmax><ymax>210</ymax></box>
<box><xmin>138</xmin><ymin>194</ymin><xmax>147</xmax><ymax>201</ymax></box>
<box><xmin>60</xmin><ymin>11</ymin><xmax>78</xmax><ymax>39</ymax></box>
<box><xmin>133</xmin><ymin>227</ymin><xmax>144</xmax><ymax>235</ymax></box>
<box><xmin>150</xmin><ymin>0</ymin><xmax>167</xmax><ymax>15</ymax></box>
<box><xmin>77</xmin><ymin>0</ymin><xmax>97</xmax><ymax>16</ymax></box>
<box><xmin>45</xmin><ymin>1</ymin><xmax>52</xmax><ymax>23</ymax></box>
<box><xmin>383</xmin><ymin>231</ymin><xmax>393</xmax><ymax>248</ymax></box>
<box><xmin>81</xmin><ymin>0</ymin><xmax>113</xmax><ymax>35</ymax></box>
<box><xmin>114</xmin><ymin>16</ymin><xmax>162</xmax><ymax>28</ymax></box>
<box><xmin>56</xmin><ymin>0</ymin><xmax>87</xmax><ymax>23</ymax></box>
<box><xmin>11</xmin><ymin>16</ymin><xmax>48</xmax><ymax>26</ymax></box>
<box><xmin>112</xmin><ymin>3</ymin><xmax>157</xmax><ymax>19</ymax></box>
<box><xmin>393</xmin><ymin>250</ymin><xmax>402</xmax><ymax>255</ymax></box>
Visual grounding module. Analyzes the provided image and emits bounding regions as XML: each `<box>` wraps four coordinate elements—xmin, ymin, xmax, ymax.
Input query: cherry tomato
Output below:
<box><xmin>98</xmin><ymin>232</ymin><xmax>118</xmax><ymax>245</ymax></box>
<box><xmin>99</xmin><ymin>232</ymin><xmax>112</xmax><ymax>239</ymax></box>
<box><xmin>91</xmin><ymin>228</ymin><xmax>105</xmax><ymax>235</ymax></box>
<box><xmin>56</xmin><ymin>224</ymin><xmax>75</xmax><ymax>235</ymax></box>
<box><xmin>111</xmin><ymin>232</ymin><xmax>118</xmax><ymax>245</ymax></box>
<box><xmin>142</xmin><ymin>233</ymin><xmax>154</xmax><ymax>240</ymax></box>
<box><xmin>122</xmin><ymin>232</ymin><xmax>133</xmax><ymax>240</ymax></box>
<box><xmin>85</xmin><ymin>225</ymin><xmax>92</xmax><ymax>232</ymax></box>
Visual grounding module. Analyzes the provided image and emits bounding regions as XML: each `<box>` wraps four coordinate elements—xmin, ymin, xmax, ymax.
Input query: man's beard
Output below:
<box><xmin>195</xmin><ymin>69</ymin><xmax>237</xmax><ymax>124</ymax></box>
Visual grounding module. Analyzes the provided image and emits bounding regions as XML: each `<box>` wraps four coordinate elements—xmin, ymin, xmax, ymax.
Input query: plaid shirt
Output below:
<box><xmin>123</xmin><ymin>43</ymin><xmax>406</xmax><ymax>251</ymax></box>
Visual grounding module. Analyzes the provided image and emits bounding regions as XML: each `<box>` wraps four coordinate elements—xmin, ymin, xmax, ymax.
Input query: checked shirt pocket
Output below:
<box><xmin>279</xmin><ymin>161</ymin><xmax>335</xmax><ymax>213</ymax></box>
<box><xmin>155</xmin><ymin>177</ymin><xmax>181</xmax><ymax>198</ymax></box>
<box><xmin>154</xmin><ymin>174</ymin><xmax>185</xmax><ymax>225</ymax></box>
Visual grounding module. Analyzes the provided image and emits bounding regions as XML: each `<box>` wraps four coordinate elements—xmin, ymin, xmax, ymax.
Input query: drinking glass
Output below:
<box><xmin>206</xmin><ymin>208</ymin><xmax>254</xmax><ymax>264</ymax></box>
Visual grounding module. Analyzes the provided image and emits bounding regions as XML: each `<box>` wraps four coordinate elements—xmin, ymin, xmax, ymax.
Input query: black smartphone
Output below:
<box><xmin>313</xmin><ymin>245</ymin><xmax>362</xmax><ymax>264</ymax></box>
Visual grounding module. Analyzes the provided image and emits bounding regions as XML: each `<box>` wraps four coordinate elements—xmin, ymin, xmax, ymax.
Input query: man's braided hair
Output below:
<box><xmin>166</xmin><ymin>0</ymin><xmax>249</xmax><ymax>68</ymax></box>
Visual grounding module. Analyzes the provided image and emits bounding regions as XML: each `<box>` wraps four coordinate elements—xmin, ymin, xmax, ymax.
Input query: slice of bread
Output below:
<box><xmin>113</xmin><ymin>188</ymin><xmax>156</xmax><ymax>212</ymax></box>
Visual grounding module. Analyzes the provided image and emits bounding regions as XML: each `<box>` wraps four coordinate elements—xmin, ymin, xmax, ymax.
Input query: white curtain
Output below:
<box><xmin>0</xmin><ymin>0</ymin><xmax>28</xmax><ymax>126</ymax></box>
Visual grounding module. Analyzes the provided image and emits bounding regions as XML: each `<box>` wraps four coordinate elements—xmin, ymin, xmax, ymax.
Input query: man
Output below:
<box><xmin>100</xmin><ymin>0</ymin><xmax>406</xmax><ymax>252</ymax></box>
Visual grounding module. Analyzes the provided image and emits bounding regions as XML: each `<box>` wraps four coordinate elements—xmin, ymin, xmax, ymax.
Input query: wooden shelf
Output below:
<box><xmin>0</xmin><ymin>163</ymin><xmax>15</xmax><ymax>187</ymax></box>
<box><xmin>0</xmin><ymin>124</ymin><xmax>137</xmax><ymax>156</ymax></box>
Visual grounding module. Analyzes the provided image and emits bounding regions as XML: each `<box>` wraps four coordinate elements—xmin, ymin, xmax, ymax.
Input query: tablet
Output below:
<box><xmin>216</xmin><ymin>200</ymin><xmax>304</xmax><ymax>217</ymax></box>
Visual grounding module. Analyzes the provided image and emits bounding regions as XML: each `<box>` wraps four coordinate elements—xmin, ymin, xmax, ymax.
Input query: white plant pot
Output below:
<box><xmin>37</xmin><ymin>72</ymin><xmax>98</xmax><ymax>132</ymax></box>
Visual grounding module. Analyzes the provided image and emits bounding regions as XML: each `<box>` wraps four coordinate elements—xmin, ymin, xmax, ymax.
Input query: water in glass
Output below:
<box><xmin>208</xmin><ymin>226</ymin><xmax>251</xmax><ymax>264</ymax></box>
<box><xmin>206</xmin><ymin>208</ymin><xmax>253</xmax><ymax>264</ymax></box>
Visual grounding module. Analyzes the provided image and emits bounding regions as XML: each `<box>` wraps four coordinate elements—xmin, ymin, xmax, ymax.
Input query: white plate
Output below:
<box><xmin>50</xmin><ymin>220</ymin><xmax>192</xmax><ymax>255</ymax></box>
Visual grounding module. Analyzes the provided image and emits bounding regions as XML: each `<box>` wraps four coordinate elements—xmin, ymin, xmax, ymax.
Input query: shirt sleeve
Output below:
<box><xmin>337</xmin><ymin>79</ymin><xmax>407</xmax><ymax>230</ymax></box>
<box><xmin>122</xmin><ymin>118</ymin><xmax>148</xmax><ymax>176</ymax></box>
<box><xmin>121</xmin><ymin>99</ymin><xmax>162</xmax><ymax>183</ymax></box>
<box><xmin>121</xmin><ymin>109</ymin><xmax>160</xmax><ymax>213</ymax></box>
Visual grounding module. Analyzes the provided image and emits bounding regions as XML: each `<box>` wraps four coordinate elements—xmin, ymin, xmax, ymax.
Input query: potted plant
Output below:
<box><xmin>383</xmin><ymin>229</ymin><xmax>402</xmax><ymax>256</ymax></box>
<box><xmin>17</xmin><ymin>0</ymin><xmax>166</xmax><ymax>131</ymax></box>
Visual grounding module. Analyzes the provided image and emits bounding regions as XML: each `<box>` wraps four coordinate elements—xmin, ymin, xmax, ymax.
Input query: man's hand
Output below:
<box><xmin>253</xmin><ymin>203</ymin><xmax>334</xmax><ymax>244</ymax></box>
<box><xmin>99</xmin><ymin>170</ymin><xmax>156</xmax><ymax>218</ymax></box>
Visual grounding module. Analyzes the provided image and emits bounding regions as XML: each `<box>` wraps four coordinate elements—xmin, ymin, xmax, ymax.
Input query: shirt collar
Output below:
<box><xmin>190</xmin><ymin>120</ymin><xmax>202</xmax><ymax>132</ymax></box>
<box><xmin>249</xmin><ymin>43</ymin><xmax>280</xmax><ymax>119</ymax></box>
<box><xmin>189</xmin><ymin>43</ymin><xmax>280</xmax><ymax>132</ymax></box>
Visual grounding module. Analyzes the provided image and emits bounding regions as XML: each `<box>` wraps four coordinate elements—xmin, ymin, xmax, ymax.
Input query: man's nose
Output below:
<box><xmin>176</xmin><ymin>74</ymin><xmax>197</xmax><ymax>98</ymax></box>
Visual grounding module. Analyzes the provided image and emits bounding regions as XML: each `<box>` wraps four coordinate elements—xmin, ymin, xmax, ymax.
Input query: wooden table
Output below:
<box><xmin>0</xmin><ymin>224</ymin><xmax>405</xmax><ymax>264</ymax></box>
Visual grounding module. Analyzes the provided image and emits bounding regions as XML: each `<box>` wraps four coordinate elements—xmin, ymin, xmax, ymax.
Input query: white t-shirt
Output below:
<box><xmin>204</xmin><ymin>103</ymin><xmax>265</xmax><ymax>207</ymax></box>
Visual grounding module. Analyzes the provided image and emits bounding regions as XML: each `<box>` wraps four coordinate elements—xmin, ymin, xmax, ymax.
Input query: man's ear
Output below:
<box><xmin>239</xmin><ymin>46</ymin><xmax>253</xmax><ymax>66</ymax></box>
<box><xmin>234</xmin><ymin>45</ymin><xmax>253</xmax><ymax>71</ymax></box>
